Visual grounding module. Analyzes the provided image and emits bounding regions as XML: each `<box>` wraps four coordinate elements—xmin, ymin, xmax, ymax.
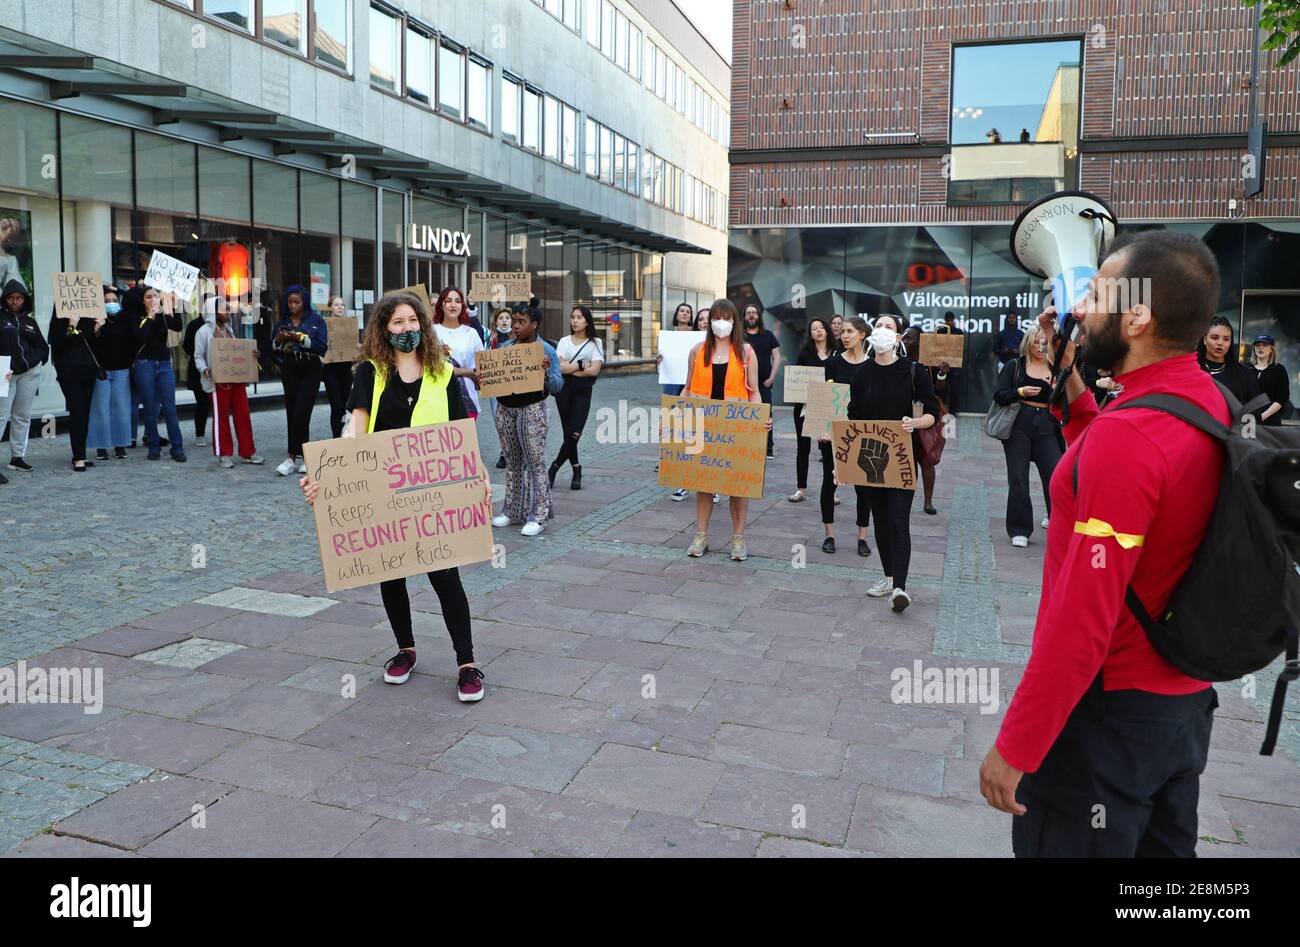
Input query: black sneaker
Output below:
<box><xmin>7</xmin><ymin>457</ymin><xmax>31</xmax><ymax>471</ymax></box>
<box><xmin>858</xmin><ymin>539</ymin><xmax>872</xmax><ymax>557</ymax></box>
<box><xmin>383</xmin><ymin>649</ymin><xmax>417</xmax><ymax>684</ymax></box>
<box><xmin>96</xmin><ymin>449</ymin><xmax>109</xmax><ymax>461</ymax></box>
<box><xmin>821</xmin><ymin>537</ymin><xmax>835</xmax><ymax>554</ymax></box>
<box><xmin>114</xmin><ymin>448</ymin><xmax>127</xmax><ymax>460</ymax></box>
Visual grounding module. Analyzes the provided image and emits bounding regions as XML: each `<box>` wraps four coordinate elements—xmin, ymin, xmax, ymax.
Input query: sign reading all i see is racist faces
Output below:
<box><xmin>305</xmin><ymin>419</ymin><xmax>494</xmax><ymax>592</ymax></box>
<box><xmin>830</xmin><ymin>420</ymin><xmax>916</xmax><ymax>491</ymax></box>
<box><xmin>475</xmin><ymin>342</ymin><xmax>545</xmax><ymax>399</ymax></box>
<box><xmin>657</xmin><ymin>396</ymin><xmax>770</xmax><ymax>499</ymax></box>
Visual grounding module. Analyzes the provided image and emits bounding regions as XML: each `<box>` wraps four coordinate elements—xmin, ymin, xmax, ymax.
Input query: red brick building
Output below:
<box><xmin>726</xmin><ymin>0</ymin><xmax>1300</xmax><ymax>411</ymax></box>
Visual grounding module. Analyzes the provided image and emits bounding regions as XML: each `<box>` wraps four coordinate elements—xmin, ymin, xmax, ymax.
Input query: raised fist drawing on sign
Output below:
<box><xmin>857</xmin><ymin>438</ymin><xmax>889</xmax><ymax>484</ymax></box>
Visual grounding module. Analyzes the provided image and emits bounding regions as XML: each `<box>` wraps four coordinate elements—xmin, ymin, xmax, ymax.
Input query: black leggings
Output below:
<box><xmin>553</xmin><ymin>382</ymin><xmax>593</xmax><ymax>469</ymax></box>
<box><xmin>58</xmin><ymin>374</ymin><xmax>96</xmax><ymax>463</ymax></box>
<box><xmin>819</xmin><ymin>447</ymin><xmax>870</xmax><ymax>528</ymax></box>
<box><xmin>322</xmin><ymin>362</ymin><xmax>353</xmax><ymax>439</ymax></box>
<box><xmin>867</xmin><ymin>487</ymin><xmax>916</xmax><ymax>590</ymax></box>
<box><xmin>188</xmin><ymin>378</ymin><xmax>210</xmax><ymax>438</ymax></box>
<box><xmin>281</xmin><ymin>356</ymin><xmax>323</xmax><ymax>457</ymax></box>
<box><xmin>379</xmin><ymin>568</ymin><xmax>474</xmax><ymax>664</ymax></box>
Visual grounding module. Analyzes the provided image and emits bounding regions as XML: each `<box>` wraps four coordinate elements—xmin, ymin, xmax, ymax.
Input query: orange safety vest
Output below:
<box><xmin>687</xmin><ymin>342</ymin><xmax>750</xmax><ymax>401</ymax></box>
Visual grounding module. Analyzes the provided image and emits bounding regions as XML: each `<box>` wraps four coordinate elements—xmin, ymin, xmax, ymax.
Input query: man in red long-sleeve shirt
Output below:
<box><xmin>979</xmin><ymin>231</ymin><xmax>1229</xmax><ymax>857</ymax></box>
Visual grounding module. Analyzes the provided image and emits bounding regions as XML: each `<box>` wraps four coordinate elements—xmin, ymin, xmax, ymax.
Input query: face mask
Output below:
<box><xmin>710</xmin><ymin>319</ymin><xmax>733</xmax><ymax>338</ymax></box>
<box><xmin>868</xmin><ymin>326</ymin><xmax>899</xmax><ymax>353</ymax></box>
<box><xmin>388</xmin><ymin>330</ymin><xmax>421</xmax><ymax>353</ymax></box>
<box><xmin>104</xmin><ymin>302</ymin><xmax>121</xmax><ymax>316</ymax></box>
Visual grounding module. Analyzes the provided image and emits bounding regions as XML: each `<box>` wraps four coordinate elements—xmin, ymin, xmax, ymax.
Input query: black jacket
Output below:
<box><xmin>1252</xmin><ymin>362</ymin><xmax>1290</xmax><ymax>426</ymax></box>
<box><xmin>0</xmin><ymin>279</ymin><xmax>49</xmax><ymax>374</ymax></box>
<box><xmin>126</xmin><ymin>285</ymin><xmax>183</xmax><ymax>362</ymax></box>
<box><xmin>93</xmin><ymin>288</ymin><xmax>137</xmax><ymax>372</ymax></box>
<box><xmin>49</xmin><ymin>310</ymin><xmax>102</xmax><ymax>380</ymax></box>
<box><xmin>1197</xmin><ymin>354</ymin><xmax>1262</xmax><ymax>409</ymax></box>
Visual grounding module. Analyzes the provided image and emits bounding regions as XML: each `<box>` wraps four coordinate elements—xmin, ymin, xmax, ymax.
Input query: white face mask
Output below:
<box><xmin>868</xmin><ymin>326</ymin><xmax>899</xmax><ymax>353</ymax></box>
<box><xmin>710</xmin><ymin>319</ymin><xmax>734</xmax><ymax>338</ymax></box>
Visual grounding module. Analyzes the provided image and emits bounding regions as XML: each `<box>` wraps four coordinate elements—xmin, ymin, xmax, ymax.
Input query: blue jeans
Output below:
<box><xmin>88</xmin><ymin>369</ymin><xmax>133</xmax><ymax>450</ymax></box>
<box><xmin>134</xmin><ymin>359</ymin><xmax>184</xmax><ymax>457</ymax></box>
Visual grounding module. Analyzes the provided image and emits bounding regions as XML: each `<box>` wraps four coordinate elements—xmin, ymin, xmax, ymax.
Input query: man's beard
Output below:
<box><xmin>1082</xmin><ymin>310</ymin><xmax>1129</xmax><ymax>374</ymax></box>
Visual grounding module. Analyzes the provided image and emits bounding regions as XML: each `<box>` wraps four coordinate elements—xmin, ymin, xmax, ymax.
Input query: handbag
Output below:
<box><xmin>983</xmin><ymin>359</ymin><xmax>1022</xmax><ymax>440</ymax></box>
<box><xmin>910</xmin><ymin>361</ymin><xmax>946</xmax><ymax>466</ymax></box>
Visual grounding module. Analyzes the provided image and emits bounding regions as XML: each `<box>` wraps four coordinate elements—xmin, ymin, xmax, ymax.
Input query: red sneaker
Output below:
<box><xmin>383</xmin><ymin>650</ymin><xmax>417</xmax><ymax>684</ymax></box>
<box><xmin>457</xmin><ymin>666</ymin><xmax>485</xmax><ymax>702</ymax></box>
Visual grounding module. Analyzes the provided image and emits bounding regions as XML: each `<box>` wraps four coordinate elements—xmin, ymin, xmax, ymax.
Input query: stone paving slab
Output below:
<box><xmin>2</xmin><ymin>373</ymin><xmax>1297</xmax><ymax>857</ymax></box>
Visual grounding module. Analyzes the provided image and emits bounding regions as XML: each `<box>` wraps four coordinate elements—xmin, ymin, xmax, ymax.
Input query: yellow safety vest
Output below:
<box><xmin>367</xmin><ymin>358</ymin><xmax>453</xmax><ymax>433</ymax></box>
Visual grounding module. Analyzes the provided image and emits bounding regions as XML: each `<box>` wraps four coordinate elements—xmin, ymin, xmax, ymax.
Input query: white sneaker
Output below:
<box><xmin>297</xmin><ymin>460</ymin><xmax>307</xmax><ymax>475</ymax></box>
<box><xmin>1011</xmin><ymin>535</ymin><xmax>1029</xmax><ymax>548</ymax></box>
<box><xmin>275</xmin><ymin>458</ymin><xmax>295</xmax><ymax>477</ymax></box>
<box><xmin>867</xmin><ymin>576</ymin><xmax>894</xmax><ymax>597</ymax></box>
<box><xmin>219</xmin><ymin>457</ymin><xmax>234</xmax><ymax>469</ymax></box>
<box><xmin>194</xmin><ymin>437</ymin><xmax>206</xmax><ymax>447</ymax></box>
<box><xmin>671</xmin><ymin>488</ymin><xmax>689</xmax><ymax>501</ymax></box>
<box><xmin>889</xmin><ymin>588</ymin><xmax>911</xmax><ymax>613</ymax></box>
<box><xmin>491</xmin><ymin>514</ymin><xmax>512</xmax><ymax>528</ymax></box>
<box><xmin>1041</xmin><ymin>516</ymin><xmax>1050</xmax><ymax>529</ymax></box>
<box><xmin>520</xmin><ymin>521</ymin><xmax>543</xmax><ymax>537</ymax></box>
<box><xmin>243</xmin><ymin>454</ymin><xmax>265</xmax><ymax>465</ymax></box>
<box><xmin>713</xmin><ymin>493</ymin><xmax>720</xmax><ymax>504</ymax></box>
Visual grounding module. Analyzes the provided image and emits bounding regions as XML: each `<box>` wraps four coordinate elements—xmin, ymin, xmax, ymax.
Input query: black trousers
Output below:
<box><xmin>188</xmin><ymin>376</ymin><xmax>210</xmax><ymax>438</ymax></box>
<box><xmin>379</xmin><ymin>568</ymin><xmax>475</xmax><ymax>665</ymax></box>
<box><xmin>322</xmin><ymin>362</ymin><xmax>353</xmax><ymax>438</ymax></box>
<box><xmin>758</xmin><ymin>383</ymin><xmax>774</xmax><ymax>453</ymax></box>
<box><xmin>281</xmin><ymin>356</ymin><xmax>322</xmax><ymax>457</ymax></box>
<box><xmin>553</xmin><ymin>382</ymin><xmax>593</xmax><ymax>469</ymax></box>
<box><xmin>1002</xmin><ymin>405</ymin><xmax>1064</xmax><ymax>539</ymax></box>
<box><xmin>817</xmin><ymin>441</ymin><xmax>869</xmax><ymax>528</ymax></box>
<box><xmin>58</xmin><ymin>374</ymin><xmax>96</xmax><ymax>463</ymax></box>
<box><xmin>1013</xmin><ymin>683</ymin><xmax>1217</xmax><ymax>858</ymax></box>
<box><xmin>866</xmin><ymin>486</ymin><xmax>915</xmax><ymax>589</ymax></box>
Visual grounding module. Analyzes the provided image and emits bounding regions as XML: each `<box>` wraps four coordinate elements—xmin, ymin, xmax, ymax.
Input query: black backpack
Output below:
<box><xmin>1074</xmin><ymin>385</ymin><xmax>1300</xmax><ymax>754</ymax></box>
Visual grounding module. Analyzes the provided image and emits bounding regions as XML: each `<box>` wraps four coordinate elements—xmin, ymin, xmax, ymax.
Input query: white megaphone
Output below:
<box><xmin>1009</xmin><ymin>190</ymin><xmax>1117</xmax><ymax>340</ymax></box>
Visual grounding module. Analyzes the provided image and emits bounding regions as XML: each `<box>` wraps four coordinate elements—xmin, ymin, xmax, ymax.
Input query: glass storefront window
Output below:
<box><xmin>198</xmin><ymin>147</ymin><xmax>251</xmax><ymax>224</ymax></box>
<box><xmin>314</xmin><ymin>0</ymin><xmax>351</xmax><ymax>72</ymax></box>
<box><xmin>381</xmin><ymin>188</ymin><xmax>404</xmax><ymax>298</ymax></box>
<box><xmin>263</xmin><ymin>0</ymin><xmax>307</xmax><ymax>55</ymax></box>
<box><xmin>369</xmin><ymin>4</ymin><xmax>400</xmax><ymax>92</ymax></box>
<box><xmin>299</xmin><ymin>171</ymin><xmax>340</xmax><ymax>238</ymax></box>
<box><xmin>61</xmin><ymin>114</ymin><xmax>132</xmax><ymax>206</ymax></box>
<box><xmin>407</xmin><ymin>26</ymin><xmax>433</xmax><ymax>105</ymax></box>
<box><xmin>135</xmin><ymin>133</ymin><xmax>196</xmax><ymax>216</ymax></box>
<box><xmin>253</xmin><ymin>161</ymin><xmax>297</xmax><ymax>231</ymax></box>
<box><xmin>486</xmin><ymin>214</ymin><xmax>508</xmax><ymax>274</ymax></box>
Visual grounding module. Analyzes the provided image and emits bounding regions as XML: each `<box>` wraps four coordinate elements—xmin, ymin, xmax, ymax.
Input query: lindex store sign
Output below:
<box><xmin>409</xmin><ymin>224</ymin><xmax>472</xmax><ymax>256</ymax></box>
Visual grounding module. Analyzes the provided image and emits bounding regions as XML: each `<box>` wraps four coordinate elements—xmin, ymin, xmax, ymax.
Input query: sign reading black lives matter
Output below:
<box><xmin>305</xmin><ymin>420</ymin><xmax>494</xmax><ymax>592</ymax></box>
<box><xmin>50</xmin><ymin>272</ymin><xmax>106</xmax><ymax>321</ymax></box>
<box><xmin>830</xmin><ymin>420</ymin><xmax>916</xmax><ymax>491</ymax></box>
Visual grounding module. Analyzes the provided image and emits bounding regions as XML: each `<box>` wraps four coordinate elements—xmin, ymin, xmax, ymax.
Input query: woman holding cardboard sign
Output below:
<box><xmin>681</xmin><ymin>298</ymin><xmax>773</xmax><ymax>562</ymax></box>
<box><xmin>848</xmin><ymin>314</ymin><xmax>940</xmax><ymax>613</ymax></box>
<box><xmin>300</xmin><ymin>291</ymin><xmax>487</xmax><ymax>703</ymax></box>
<box><xmin>820</xmin><ymin>318</ymin><xmax>873</xmax><ymax>556</ymax></box>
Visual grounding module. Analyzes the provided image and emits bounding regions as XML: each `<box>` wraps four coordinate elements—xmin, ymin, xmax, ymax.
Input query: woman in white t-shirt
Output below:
<box><xmin>549</xmin><ymin>305</ymin><xmax>604</xmax><ymax>490</ymax></box>
<box><xmin>432</xmin><ymin>286</ymin><xmax>485</xmax><ymax>417</ymax></box>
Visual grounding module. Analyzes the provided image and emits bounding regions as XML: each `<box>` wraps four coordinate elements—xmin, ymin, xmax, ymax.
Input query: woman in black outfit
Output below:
<box><xmin>1197</xmin><ymin>316</ymin><xmax>1261</xmax><ymax>407</ymax></box>
<box><xmin>49</xmin><ymin>306</ymin><xmax>104</xmax><ymax>472</ymax></box>
<box><xmin>182</xmin><ymin>310</ymin><xmax>210</xmax><ymax>445</ymax></box>
<box><xmin>271</xmin><ymin>284</ymin><xmax>329</xmax><ymax>476</ymax></box>
<box><xmin>1247</xmin><ymin>334</ymin><xmax>1290</xmax><ymax>426</ymax></box>
<box><xmin>300</xmin><ymin>291</ymin><xmax>486</xmax><ymax>703</ymax></box>
<box><xmin>821</xmin><ymin>317</ymin><xmax>872</xmax><ymax>556</ymax></box>
<box><xmin>849</xmin><ymin>314</ymin><xmax>940</xmax><ymax>613</ymax></box>
<box><xmin>902</xmin><ymin>325</ymin><xmax>943</xmax><ymax>515</ymax></box>
<box><xmin>992</xmin><ymin>326</ymin><xmax>1065</xmax><ymax>548</ymax></box>
<box><xmin>549</xmin><ymin>305</ymin><xmax>604</xmax><ymax>490</ymax></box>
<box><xmin>789</xmin><ymin>316</ymin><xmax>837</xmax><ymax>502</ymax></box>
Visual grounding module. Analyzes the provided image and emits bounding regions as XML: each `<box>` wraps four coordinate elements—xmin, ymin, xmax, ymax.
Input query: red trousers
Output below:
<box><xmin>211</xmin><ymin>384</ymin><xmax>256</xmax><ymax>458</ymax></box>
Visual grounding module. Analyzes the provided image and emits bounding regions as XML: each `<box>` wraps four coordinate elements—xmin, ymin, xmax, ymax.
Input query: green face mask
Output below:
<box><xmin>388</xmin><ymin>330</ymin><xmax>421</xmax><ymax>353</ymax></box>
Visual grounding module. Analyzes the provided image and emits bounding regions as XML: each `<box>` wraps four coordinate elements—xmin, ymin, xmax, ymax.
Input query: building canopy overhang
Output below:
<box><xmin>0</xmin><ymin>27</ymin><xmax>709</xmax><ymax>257</ymax></box>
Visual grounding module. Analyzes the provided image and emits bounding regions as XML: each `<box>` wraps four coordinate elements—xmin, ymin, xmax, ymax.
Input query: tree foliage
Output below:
<box><xmin>1245</xmin><ymin>0</ymin><xmax>1300</xmax><ymax>67</ymax></box>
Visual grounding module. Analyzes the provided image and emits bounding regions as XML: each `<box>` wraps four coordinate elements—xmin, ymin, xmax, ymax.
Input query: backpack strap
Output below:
<box><xmin>1261</xmin><ymin>627</ymin><xmax>1299</xmax><ymax>756</ymax></box>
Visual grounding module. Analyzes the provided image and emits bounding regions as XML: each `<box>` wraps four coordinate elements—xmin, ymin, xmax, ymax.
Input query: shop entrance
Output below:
<box><xmin>407</xmin><ymin>255</ymin><xmax>466</xmax><ymax>302</ymax></box>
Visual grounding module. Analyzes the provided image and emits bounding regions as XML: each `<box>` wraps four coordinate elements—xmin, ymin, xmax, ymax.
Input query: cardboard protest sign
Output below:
<box><xmin>657</xmin><ymin>396</ymin><xmax>769</xmax><ymax>500</ymax></box>
<box><xmin>802</xmin><ymin>381</ymin><xmax>850</xmax><ymax>437</ymax></box>
<box><xmin>469</xmin><ymin>272</ymin><xmax>531</xmax><ymax>304</ymax></box>
<box><xmin>210</xmin><ymin>337</ymin><xmax>259</xmax><ymax>384</ymax></box>
<box><xmin>782</xmin><ymin>365</ymin><xmax>824</xmax><ymax>404</ymax></box>
<box><xmin>656</xmin><ymin>330</ymin><xmax>705</xmax><ymax>386</ymax></box>
<box><xmin>919</xmin><ymin>332</ymin><xmax>965</xmax><ymax>367</ymax></box>
<box><xmin>830</xmin><ymin>420</ymin><xmax>916</xmax><ymax>491</ymax></box>
<box><xmin>143</xmin><ymin>250</ymin><xmax>200</xmax><ymax>299</ymax></box>
<box><xmin>0</xmin><ymin>356</ymin><xmax>9</xmax><ymax>398</ymax></box>
<box><xmin>393</xmin><ymin>283</ymin><xmax>434</xmax><ymax>318</ymax></box>
<box><xmin>323</xmin><ymin>317</ymin><xmax>362</xmax><ymax>365</ymax></box>
<box><xmin>305</xmin><ymin>419</ymin><xmax>493</xmax><ymax>592</ymax></box>
<box><xmin>476</xmin><ymin>342</ymin><xmax>545</xmax><ymax>398</ymax></box>
<box><xmin>50</xmin><ymin>272</ymin><xmax>106</xmax><ymax>322</ymax></box>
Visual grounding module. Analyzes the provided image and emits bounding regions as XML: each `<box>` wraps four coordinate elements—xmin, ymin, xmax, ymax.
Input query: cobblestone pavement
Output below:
<box><xmin>1</xmin><ymin>373</ymin><xmax>1297</xmax><ymax>856</ymax></box>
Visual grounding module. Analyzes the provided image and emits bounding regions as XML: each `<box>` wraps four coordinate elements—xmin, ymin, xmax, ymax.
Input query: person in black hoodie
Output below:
<box><xmin>270</xmin><ymin>284</ymin><xmax>328</xmax><ymax>477</ymax></box>
<box><xmin>128</xmin><ymin>285</ymin><xmax>186</xmax><ymax>462</ymax></box>
<box><xmin>86</xmin><ymin>285</ymin><xmax>135</xmax><ymax>461</ymax></box>
<box><xmin>49</xmin><ymin>300</ymin><xmax>105</xmax><ymax>472</ymax></box>
<box><xmin>0</xmin><ymin>279</ymin><xmax>50</xmax><ymax>481</ymax></box>
<box><xmin>182</xmin><ymin>309</ymin><xmax>210</xmax><ymax>446</ymax></box>
<box><xmin>1196</xmin><ymin>315</ymin><xmax>1261</xmax><ymax>409</ymax></box>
